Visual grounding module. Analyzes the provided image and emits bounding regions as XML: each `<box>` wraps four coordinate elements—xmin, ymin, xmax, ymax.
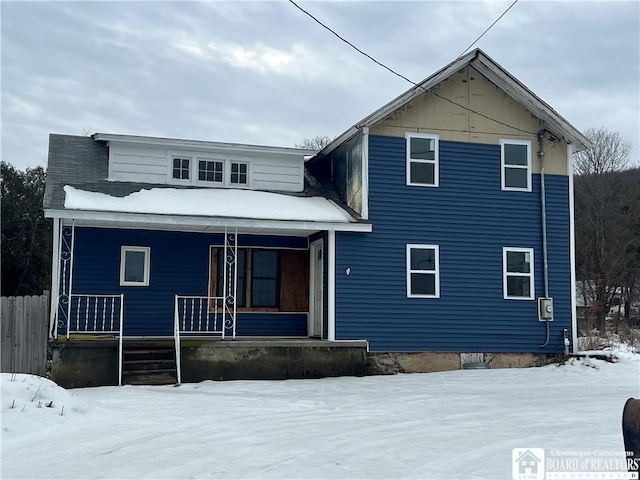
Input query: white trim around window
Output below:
<box><xmin>500</xmin><ymin>139</ymin><xmax>532</xmax><ymax>192</ymax></box>
<box><xmin>503</xmin><ymin>247</ymin><xmax>534</xmax><ymax>300</ymax></box>
<box><xmin>406</xmin><ymin>244</ymin><xmax>440</xmax><ymax>298</ymax></box>
<box><xmin>406</xmin><ymin>133</ymin><xmax>439</xmax><ymax>187</ymax></box>
<box><xmin>120</xmin><ymin>246</ymin><xmax>150</xmax><ymax>287</ymax></box>
<box><xmin>229</xmin><ymin>161</ymin><xmax>249</xmax><ymax>186</ymax></box>
<box><xmin>167</xmin><ymin>152</ymin><xmax>252</xmax><ymax>188</ymax></box>
<box><xmin>170</xmin><ymin>156</ymin><xmax>192</xmax><ymax>184</ymax></box>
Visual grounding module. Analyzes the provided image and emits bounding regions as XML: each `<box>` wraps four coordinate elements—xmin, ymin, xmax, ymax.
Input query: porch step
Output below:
<box><xmin>122</xmin><ymin>344</ymin><xmax>177</xmax><ymax>386</ymax></box>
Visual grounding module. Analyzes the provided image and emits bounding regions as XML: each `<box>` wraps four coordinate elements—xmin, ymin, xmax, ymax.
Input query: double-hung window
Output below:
<box><xmin>500</xmin><ymin>140</ymin><xmax>531</xmax><ymax>191</ymax></box>
<box><xmin>503</xmin><ymin>247</ymin><xmax>534</xmax><ymax>299</ymax></box>
<box><xmin>407</xmin><ymin>244</ymin><xmax>440</xmax><ymax>298</ymax></box>
<box><xmin>406</xmin><ymin>133</ymin><xmax>439</xmax><ymax>187</ymax></box>
<box><xmin>120</xmin><ymin>246</ymin><xmax>150</xmax><ymax>286</ymax></box>
<box><xmin>172</xmin><ymin>157</ymin><xmax>191</xmax><ymax>181</ymax></box>
<box><xmin>230</xmin><ymin>162</ymin><xmax>248</xmax><ymax>185</ymax></box>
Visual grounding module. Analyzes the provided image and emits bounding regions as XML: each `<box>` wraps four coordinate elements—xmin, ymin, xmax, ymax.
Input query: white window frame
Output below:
<box><xmin>196</xmin><ymin>158</ymin><xmax>225</xmax><ymax>185</ymax></box>
<box><xmin>406</xmin><ymin>244</ymin><xmax>440</xmax><ymax>298</ymax></box>
<box><xmin>120</xmin><ymin>246</ymin><xmax>150</xmax><ymax>287</ymax></box>
<box><xmin>406</xmin><ymin>133</ymin><xmax>439</xmax><ymax>187</ymax></box>
<box><xmin>503</xmin><ymin>247</ymin><xmax>534</xmax><ymax>300</ymax></box>
<box><xmin>229</xmin><ymin>161</ymin><xmax>250</xmax><ymax>186</ymax></box>
<box><xmin>170</xmin><ymin>156</ymin><xmax>192</xmax><ymax>183</ymax></box>
<box><xmin>167</xmin><ymin>152</ymin><xmax>252</xmax><ymax>188</ymax></box>
<box><xmin>500</xmin><ymin>139</ymin><xmax>532</xmax><ymax>192</ymax></box>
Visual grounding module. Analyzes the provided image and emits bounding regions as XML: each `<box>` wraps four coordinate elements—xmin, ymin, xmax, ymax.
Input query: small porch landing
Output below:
<box><xmin>49</xmin><ymin>338</ymin><xmax>369</xmax><ymax>388</ymax></box>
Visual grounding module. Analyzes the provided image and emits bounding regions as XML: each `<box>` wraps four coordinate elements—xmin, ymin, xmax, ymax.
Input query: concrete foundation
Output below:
<box><xmin>49</xmin><ymin>338</ymin><xmax>563</xmax><ymax>387</ymax></box>
<box><xmin>180</xmin><ymin>339</ymin><xmax>368</xmax><ymax>382</ymax></box>
<box><xmin>366</xmin><ymin>351</ymin><xmax>560</xmax><ymax>375</ymax></box>
<box><xmin>49</xmin><ymin>338</ymin><xmax>369</xmax><ymax>387</ymax></box>
<box><xmin>50</xmin><ymin>339</ymin><xmax>119</xmax><ymax>388</ymax></box>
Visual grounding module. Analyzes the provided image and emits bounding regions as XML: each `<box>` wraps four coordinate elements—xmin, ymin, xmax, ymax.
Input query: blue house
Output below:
<box><xmin>44</xmin><ymin>49</ymin><xmax>589</xmax><ymax>386</ymax></box>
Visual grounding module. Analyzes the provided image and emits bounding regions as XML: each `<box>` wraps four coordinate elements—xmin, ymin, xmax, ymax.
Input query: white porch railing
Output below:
<box><xmin>174</xmin><ymin>295</ymin><xmax>235</xmax><ymax>385</ymax></box>
<box><xmin>64</xmin><ymin>294</ymin><xmax>124</xmax><ymax>386</ymax></box>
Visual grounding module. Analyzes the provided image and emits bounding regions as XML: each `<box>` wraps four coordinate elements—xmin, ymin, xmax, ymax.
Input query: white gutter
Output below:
<box><xmin>44</xmin><ymin>209</ymin><xmax>373</xmax><ymax>233</ymax></box>
<box><xmin>93</xmin><ymin>133</ymin><xmax>318</xmax><ymax>157</ymax></box>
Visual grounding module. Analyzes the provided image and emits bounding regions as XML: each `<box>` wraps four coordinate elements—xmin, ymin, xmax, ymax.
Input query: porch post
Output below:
<box><xmin>48</xmin><ymin>217</ymin><xmax>60</xmax><ymax>339</ymax></box>
<box><xmin>66</xmin><ymin>220</ymin><xmax>76</xmax><ymax>339</ymax></box>
<box><xmin>328</xmin><ymin>229</ymin><xmax>336</xmax><ymax>341</ymax></box>
<box><xmin>223</xmin><ymin>227</ymin><xmax>238</xmax><ymax>339</ymax></box>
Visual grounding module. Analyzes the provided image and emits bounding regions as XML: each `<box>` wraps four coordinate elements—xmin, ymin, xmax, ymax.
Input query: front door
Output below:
<box><xmin>309</xmin><ymin>240</ymin><xmax>324</xmax><ymax>337</ymax></box>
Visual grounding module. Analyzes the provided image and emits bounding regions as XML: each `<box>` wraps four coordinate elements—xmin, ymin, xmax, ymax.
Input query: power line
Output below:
<box><xmin>458</xmin><ymin>0</ymin><xmax>519</xmax><ymax>58</ymax></box>
<box><xmin>288</xmin><ymin>0</ymin><xmax>537</xmax><ymax>136</ymax></box>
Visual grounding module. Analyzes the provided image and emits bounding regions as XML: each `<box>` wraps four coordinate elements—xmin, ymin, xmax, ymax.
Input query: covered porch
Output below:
<box><xmin>48</xmin><ymin>206</ymin><xmax>371</xmax><ymax>385</ymax></box>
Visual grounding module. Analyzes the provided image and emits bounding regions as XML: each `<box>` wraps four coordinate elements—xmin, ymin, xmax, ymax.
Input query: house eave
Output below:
<box><xmin>44</xmin><ymin>209</ymin><xmax>373</xmax><ymax>233</ymax></box>
<box><xmin>309</xmin><ymin>48</ymin><xmax>590</xmax><ymax>162</ymax></box>
<box><xmin>92</xmin><ymin>133</ymin><xmax>318</xmax><ymax>157</ymax></box>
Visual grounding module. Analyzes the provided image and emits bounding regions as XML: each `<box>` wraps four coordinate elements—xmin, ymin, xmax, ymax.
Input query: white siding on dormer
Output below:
<box><xmin>109</xmin><ymin>144</ymin><xmax>168</xmax><ymax>183</ymax></box>
<box><xmin>252</xmin><ymin>157</ymin><xmax>303</xmax><ymax>192</ymax></box>
<box><xmin>107</xmin><ymin>142</ymin><xmax>305</xmax><ymax>192</ymax></box>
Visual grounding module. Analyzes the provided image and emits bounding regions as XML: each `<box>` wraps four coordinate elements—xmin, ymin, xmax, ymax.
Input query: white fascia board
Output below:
<box><xmin>44</xmin><ymin>209</ymin><xmax>373</xmax><ymax>233</ymax></box>
<box><xmin>310</xmin><ymin>54</ymin><xmax>474</xmax><ymax>162</ymax></box>
<box><xmin>472</xmin><ymin>55</ymin><xmax>591</xmax><ymax>151</ymax></box>
<box><xmin>93</xmin><ymin>133</ymin><xmax>317</xmax><ymax>157</ymax></box>
<box><xmin>312</xmin><ymin>49</ymin><xmax>590</xmax><ymax>161</ymax></box>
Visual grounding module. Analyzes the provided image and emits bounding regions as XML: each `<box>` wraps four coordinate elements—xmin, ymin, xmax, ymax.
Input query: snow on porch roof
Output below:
<box><xmin>63</xmin><ymin>186</ymin><xmax>357</xmax><ymax>223</ymax></box>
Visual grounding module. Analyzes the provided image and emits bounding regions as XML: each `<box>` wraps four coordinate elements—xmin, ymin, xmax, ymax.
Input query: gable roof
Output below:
<box><xmin>313</xmin><ymin>48</ymin><xmax>590</xmax><ymax>161</ymax></box>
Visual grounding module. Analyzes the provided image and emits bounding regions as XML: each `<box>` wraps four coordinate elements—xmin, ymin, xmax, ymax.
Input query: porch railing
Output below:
<box><xmin>64</xmin><ymin>294</ymin><xmax>124</xmax><ymax>386</ymax></box>
<box><xmin>174</xmin><ymin>295</ymin><xmax>234</xmax><ymax>384</ymax></box>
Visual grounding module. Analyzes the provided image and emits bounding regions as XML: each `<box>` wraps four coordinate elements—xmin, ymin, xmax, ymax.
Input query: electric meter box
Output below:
<box><xmin>538</xmin><ymin>297</ymin><xmax>554</xmax><ymax>321</ymax></box>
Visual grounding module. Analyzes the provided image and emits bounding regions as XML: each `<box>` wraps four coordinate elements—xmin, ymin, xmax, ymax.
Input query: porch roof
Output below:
<box><xmin>46</xmin><ymin>185</ymin><xmax>371</xmax><ymax>233</ymax></box>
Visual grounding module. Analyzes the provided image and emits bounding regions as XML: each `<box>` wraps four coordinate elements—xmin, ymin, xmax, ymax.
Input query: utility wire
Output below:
<box><xmin>457</xmin><ymin>0</ymin><xmax>519</xmax><ymax>58</ymax></box>
<box><xmin>288</xmin><ymin>0</ymin><xmax>537</xmax><ymax>136</ymax></box>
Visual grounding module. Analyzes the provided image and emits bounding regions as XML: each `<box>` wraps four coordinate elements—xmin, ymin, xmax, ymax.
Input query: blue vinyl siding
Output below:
<box><xmin>335</xmin><ymin>135</ymin><xmax>571</xmax><ymax>353</ymax></box>
<box><xmin>61</xmin><ymin>228</ymin><xmax>308</xmax><ymax>336</ymax></box>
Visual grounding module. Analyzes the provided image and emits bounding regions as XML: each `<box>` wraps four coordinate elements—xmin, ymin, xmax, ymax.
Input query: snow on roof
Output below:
<box><xmin>63</xmin><ymin>186</ymin><xmax>355</xmax><ymax>223</ymax></box>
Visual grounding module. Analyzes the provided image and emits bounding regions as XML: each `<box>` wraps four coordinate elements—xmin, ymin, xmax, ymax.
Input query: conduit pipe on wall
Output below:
<box><xmin>538</xmin><ymin>129</ymin><xmax>551</xmax><ymax>348</ymax></box>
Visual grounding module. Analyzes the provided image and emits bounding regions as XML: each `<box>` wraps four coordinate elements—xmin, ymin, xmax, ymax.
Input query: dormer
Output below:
<box><xmin>93</xmin><ymin>133</ymin><xmax>316</xmax><ymax>193</ymax></box>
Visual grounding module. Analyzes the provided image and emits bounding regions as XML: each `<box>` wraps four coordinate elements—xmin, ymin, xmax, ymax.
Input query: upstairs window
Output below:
<box><xmin>120</xmin><ymin>246</ymin><xmax>150</xmax><ymax>286</ymax></box>
<box><xmin>172</xmin><ymin>157</ymin><xmax>191</xmax><ymax>181</ymax></box>
<box><xmin>407</xmin><ymin>244</ymin><xmax>440</xmax><ymax>298</ymax></box>
<box><xmin>406</xmin><ymin>133</ymin><xmax>439</xmax><ymax>187</ymax></box>
<box><xmin>503</xmin><ymin>247</ymin><xmax>534</xmax><ymax>300</ymax></box>
<box><xmin>198</xmin><ymin>160</ymin><xmax>224</xmax><ymax>183</ymax></box>
<box><xmin>230</xmin><ymin>162</ymin><xmax>248</xmax><ymax>185</ymax></box>
<box><xmin>501</xmin><ymin>140</ymin><xmax>531</xmax><ymax>191</ymax></box>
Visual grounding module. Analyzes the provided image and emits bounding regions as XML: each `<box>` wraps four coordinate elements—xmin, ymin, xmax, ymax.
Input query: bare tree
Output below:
<box><xmin>573</xmin><ymin>127</ymin><xmax>632</xmax><ymax>175</ymax></box>
<box><xmin>295</xmin><ymin>135</ymin><xmax>333</xmax><ymax>151</ymax></box>
<box><xmin>574</xmin><ymin>128</ymin><xmax>639</xmax><ymax>332</ymax></box>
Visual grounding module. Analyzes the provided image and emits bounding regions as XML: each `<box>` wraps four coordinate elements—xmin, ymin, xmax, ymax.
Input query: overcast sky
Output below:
<box><xmin>2</xmin><ymin>1</ymin><xmax>639</xmax><ymax>171</ymax></box>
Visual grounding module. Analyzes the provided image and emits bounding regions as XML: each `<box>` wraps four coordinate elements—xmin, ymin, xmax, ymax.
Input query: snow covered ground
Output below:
<box><xmin>2</xmin><ymin>348</ymin><xmax>639</xmax><ymax>480</ymax></box>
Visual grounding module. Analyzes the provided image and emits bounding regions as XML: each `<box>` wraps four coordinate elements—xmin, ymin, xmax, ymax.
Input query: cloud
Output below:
<box><xmin>1</xmin><ymin>1</ymin><xmax>638</xmax><ymax>171</ymax></box>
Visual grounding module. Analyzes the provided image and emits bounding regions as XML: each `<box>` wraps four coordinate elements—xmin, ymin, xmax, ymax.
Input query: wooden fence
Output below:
<box><xmin>1</xmin><ymin>294</ymin><xmax>49</xmax><ymax>376</ymax></box>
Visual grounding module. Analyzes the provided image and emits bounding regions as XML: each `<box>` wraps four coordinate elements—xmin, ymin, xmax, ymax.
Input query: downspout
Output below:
<box><xmin>538</xmin><ymin>129</ymin><xmax>550</xmax><ymax>347</ymax></box>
